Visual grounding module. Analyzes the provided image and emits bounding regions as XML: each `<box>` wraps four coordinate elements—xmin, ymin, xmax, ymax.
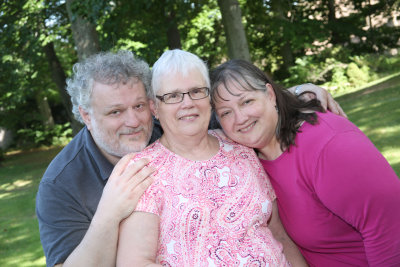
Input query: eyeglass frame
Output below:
<box><xmin>155</xmin><ymin>87</ymin><xmax>210</xmax><ymax>104</ymax></box>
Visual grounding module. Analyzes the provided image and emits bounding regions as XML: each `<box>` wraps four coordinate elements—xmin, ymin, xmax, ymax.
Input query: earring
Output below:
<box><xmin>275</xmin><ymin>105</ymin><xmax>281</xmax><ymax>136</ymax></box>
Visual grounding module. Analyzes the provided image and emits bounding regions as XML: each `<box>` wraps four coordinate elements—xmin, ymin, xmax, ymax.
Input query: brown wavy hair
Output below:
<box><xmin>210</xmin><ymin>59</ymin><xmax>325</xmax><ymax>151</ymax></box>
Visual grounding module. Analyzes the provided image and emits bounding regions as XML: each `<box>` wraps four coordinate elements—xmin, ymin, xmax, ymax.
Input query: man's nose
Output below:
<box><xmin>125</xmin><ymin>108</ymin><xmax>140</xmax><ymax>127</ymax></box>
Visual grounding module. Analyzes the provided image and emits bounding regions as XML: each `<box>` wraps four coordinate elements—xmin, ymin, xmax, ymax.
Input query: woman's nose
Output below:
<box><xmin>234</xmin><ymin>109</ymin><xmax>248</xmax><ymax>125</ymax></box>
<box><xmin>180</xmin><ymin>93</ymin><xmax>195</xmax><ymax>107</ymax></box>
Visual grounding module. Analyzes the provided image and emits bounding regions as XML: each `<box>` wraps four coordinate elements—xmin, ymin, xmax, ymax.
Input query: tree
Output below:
<box><xmin>65</xmin><ymin>0</ymin><xmax>101</xmax><ymax>60</ymax></box>
<box><xmin>0</xmin><ymin>0</ymin><xmax>79</xmax><ymax>146</ymax></box>
<box><xmin>217</xmin><ymin>0</ymin><xmax>250</xmax><ymax>61</ymax></box>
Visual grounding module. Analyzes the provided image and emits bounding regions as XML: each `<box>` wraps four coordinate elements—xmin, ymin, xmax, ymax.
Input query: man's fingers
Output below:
<box><xmin>123</xmin><ymin>158</ymin><xmax>152</xmax><ymax>178</ymax></box>
<box><xmin>127</xmin><ymin>164</ymin><xmax>155</xmax><ymax>188</ymax></box>
<box><xmin>110</xmin><ymin>153</ymin><xmax>137</xmax><ymax>178</ymax></box>
<box><xmin>130</xmin><ymin>174</ymin><xmax>154</xmax><ymax>196</ymax></box>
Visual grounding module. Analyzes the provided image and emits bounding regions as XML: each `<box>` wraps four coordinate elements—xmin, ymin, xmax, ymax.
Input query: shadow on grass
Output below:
<box><xmin>0</xmin><ymin>218</ymin><xmax>46</xmax><ymax>267</ymax></box>
<box><xmin>336</xmin><ymin>74</ymin><xmax>400</xmax><ymax>102</ymax></box>
<box><xmin>0</xmin><ymin>147</ymin><xmax>62</xmax><ymax>267</ymax></box>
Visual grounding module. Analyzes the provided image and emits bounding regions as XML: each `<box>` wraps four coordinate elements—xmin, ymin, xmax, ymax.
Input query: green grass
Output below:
<box><xmin>0</xmin><ymin>75</ymin><xmax>399</xmax><ymax>267</ymax></box>
<box><xmin>0</xmin><ymin>147</ymin><xmax>62</xmax><ymax>267</ymax></box>
<box><xmin>333</xmin><ymin>74</ymin><xmax>400</xmax><ymax>177</ymax></box>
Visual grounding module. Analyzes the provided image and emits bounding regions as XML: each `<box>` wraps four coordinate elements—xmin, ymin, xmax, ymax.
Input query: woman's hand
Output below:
<box><xmin>289</xmin><ymin>83</ymin><xmax>347</xmax><ymax>118</ymax></box>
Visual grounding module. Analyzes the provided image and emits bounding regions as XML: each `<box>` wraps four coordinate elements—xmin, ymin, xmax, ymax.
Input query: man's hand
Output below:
<box><xmin>95</xmin><ymin>154</ymin><xmax>155</xmax><ymax>225</ymax></box>
<box><xmin>61</xmin><ymin>155</ymin><xmax>154</xmax><ymax>267</ymax></box>
<box><xmin>289</xmin><ymin>83</ymin><xmax>347</xmax><ymax>118</ymax></box>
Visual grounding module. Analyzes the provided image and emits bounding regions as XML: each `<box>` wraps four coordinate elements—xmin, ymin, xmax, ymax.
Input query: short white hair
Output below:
<box><xmin>151</xmin><ymin>49</ymin><xmax>210</xmax><ymax>95</ymax></box>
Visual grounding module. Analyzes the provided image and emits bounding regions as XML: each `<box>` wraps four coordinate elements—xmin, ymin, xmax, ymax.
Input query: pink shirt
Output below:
<box><xmin>261</xmin><ymin>112</ymin><xmax>400</xmax><ymax>267</ymax></box>
<box><xmin>135</xmin><ymin>130</ymin><xmax>290</xmax><ymax>267</ymax></box>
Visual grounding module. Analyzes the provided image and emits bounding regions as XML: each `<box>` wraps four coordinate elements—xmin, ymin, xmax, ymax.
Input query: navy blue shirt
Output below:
<box><xmin>36</xmin><ymin>124</ymin><xmax>160</xmax><ymax>266</ymax></box>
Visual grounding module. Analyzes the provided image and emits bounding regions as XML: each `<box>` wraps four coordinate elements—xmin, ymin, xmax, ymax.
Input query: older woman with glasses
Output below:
<box><xmin>116</xmin><ymin>50</ymin><xmax>308</xmax><ymax>266</ymax></box>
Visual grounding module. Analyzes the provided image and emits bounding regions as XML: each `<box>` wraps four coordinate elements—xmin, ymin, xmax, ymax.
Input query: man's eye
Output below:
<box><xmin>135</xmin><ymin>104</ymin><xmax>144</xmax><ymax>110</ymax></box>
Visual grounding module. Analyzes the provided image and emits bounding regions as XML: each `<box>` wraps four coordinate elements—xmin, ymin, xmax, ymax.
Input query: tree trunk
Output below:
<box><xmin>271</xmin><ymin>0</ymin><xmax>294</xmax><ymax>74</ymax></box>
<box><xmin>35</xmin><ymin>91</ymin><xmax>55</xmax><ymax>127</ymax></box>
<box><xmin>217</xmin><ymin>0</ymin><xmax>251</xmax><ymax>61</ymax></box>
<box><xmin>327</xmin><ymin>0</ymin><xmax>340</xmax><ymax>44</ymax></box>
<box><xmin>43</xmin><ymin>42</ymin><xmax>82</xmax><ymax>134</ymax></box>
<box><xmin>65</xmin><ymin>0</ymin><xmax>101</xmax><ymax>60</ymax></box>
<box><xmin>166</xmin><ymin>10</ymin><xmax>182</xmax><ymax>49</ymax></box>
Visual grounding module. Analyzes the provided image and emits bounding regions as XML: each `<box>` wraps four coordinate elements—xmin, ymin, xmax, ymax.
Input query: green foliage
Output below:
<box><xmin>346</xmin><ymin>62</ymin><xmax>369</xmax><ymax>87</ymax></box>
<box><xmin>283</xmin><ymin>45</ymin><xmax>400</xmax><ymax>92</ymax></box>
<box><xmin>0</xmin><ymin>0</ymin><xmax>75</xmax><ymax>148</ymax></box>
<box><xmin>16</xmin><ymin>123</ymin><xmax>72</xmax><ymax>148</ymax></box>
<box><xmin>1</xmin><ymin>0</ymin><xmax>400</xmax><ymax>150</ymax></box>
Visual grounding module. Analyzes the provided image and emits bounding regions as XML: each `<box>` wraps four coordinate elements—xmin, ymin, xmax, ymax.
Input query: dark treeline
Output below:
<box><xmin>0</xmin><ymin>0</ymin><xmax>399</xmax><ymax>149</ymax></box>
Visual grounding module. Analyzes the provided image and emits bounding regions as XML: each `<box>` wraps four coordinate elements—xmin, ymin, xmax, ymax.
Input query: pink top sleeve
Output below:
<box><xmin>313</xmin><ymin>130</ymin><xmax>400</xmax><ymax>266</ymax></box>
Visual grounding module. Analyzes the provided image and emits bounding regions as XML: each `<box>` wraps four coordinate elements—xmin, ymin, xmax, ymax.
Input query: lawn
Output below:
<box><xmin>0</xmin><ymin>75</ymin><xmax>399</xmax><ymax>266</ymax></box>
<box><xmin>333</xmin><ymin>73</ymin><xmax>400</xmax><ymax>176</ymax></box>
<box><xmin>0</xmin><ymin>147</ymin><xmax>62</xmax><ymax>267</ymax></box>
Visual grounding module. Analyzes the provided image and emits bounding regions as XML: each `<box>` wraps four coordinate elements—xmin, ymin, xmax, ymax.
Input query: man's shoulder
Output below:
<box><xmin>40</xmin><ymin>128</ymin><xmax>91</xmax><ymax>185</ymax></box>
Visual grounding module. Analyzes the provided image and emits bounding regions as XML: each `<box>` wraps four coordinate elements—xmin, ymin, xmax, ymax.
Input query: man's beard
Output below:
<box><xmin>90</xmin><ymin>120</ymin><xmax>153</xmax><ymax>158</ymax></box>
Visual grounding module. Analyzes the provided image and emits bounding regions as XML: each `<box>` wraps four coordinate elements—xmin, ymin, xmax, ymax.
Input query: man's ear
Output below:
<box><xmin>149</xmin><ymin>99</ymin><xmax>158</xmax><ymax>119</ymax></box>
<box><xmin>79</xmin><ymin>106</ymin><xmax>92</xmax><ymax>130</ymax></box>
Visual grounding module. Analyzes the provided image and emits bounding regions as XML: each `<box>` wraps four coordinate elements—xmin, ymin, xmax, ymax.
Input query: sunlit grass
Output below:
<box><xmin>0</xmin><ymin>147</ymin><xmax>63</xmax><ymax>267</ymax></box>
<box><xmin>333</xmin><ymin>74</ymin><xmax>400</xmax><ymax>176</ymax></box>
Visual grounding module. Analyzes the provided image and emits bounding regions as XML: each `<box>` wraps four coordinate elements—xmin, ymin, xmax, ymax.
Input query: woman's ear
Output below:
<box><xmin>265</xmin><ymin>83</ymin><xmax>277</xmax><ymax>103</ymax></box>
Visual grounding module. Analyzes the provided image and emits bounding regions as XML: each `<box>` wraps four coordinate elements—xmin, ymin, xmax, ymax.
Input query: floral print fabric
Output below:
<box><xmin>134</xmin><ymin>130</ymin><xmax>289</xmax><ymax>266</ymax></box>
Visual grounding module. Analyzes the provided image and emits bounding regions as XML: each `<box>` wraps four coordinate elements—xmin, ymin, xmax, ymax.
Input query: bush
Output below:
<box><xmin>281</xmin><ymin>46</ymin><xmax>400</xmax><ymax>91</ymax></box>
<box><xmin>16</xmin><ymin>123</ymin><xmax>72</xmax><ymax>148</ymax></box>
<box><xmin>346</xmin><ymin>62</ymin><xmax>369</xmax><ymax>87</ymax></box>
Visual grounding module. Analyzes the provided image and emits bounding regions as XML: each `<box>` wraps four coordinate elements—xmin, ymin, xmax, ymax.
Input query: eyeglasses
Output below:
<box><xmin>156</xmin><ymin>87</ymin><xmax>210</xmax><ymax>104</ymax></box>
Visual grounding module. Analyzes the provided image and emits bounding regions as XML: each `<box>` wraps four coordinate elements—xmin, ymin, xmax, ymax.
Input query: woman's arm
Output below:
<box><xmin>116</xmin><ymin>211</ymin><xmax>161</xmax><ymax>267</ymax></box>
<box><xmin>269</xmin><ymin>200</ymin><xmax>308</xmax><ymax>267</ymax></box>
<box><xmin>287</xmin><ymin>83</ymin><xmax>346</xmax><ymax>117</ymax></box>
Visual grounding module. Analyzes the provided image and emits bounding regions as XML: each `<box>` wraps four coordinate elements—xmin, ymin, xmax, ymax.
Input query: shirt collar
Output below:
<box><xmin>82</xmin><ymin>127</ymin><xmax>114</xmax><ymax>181</ymax></box>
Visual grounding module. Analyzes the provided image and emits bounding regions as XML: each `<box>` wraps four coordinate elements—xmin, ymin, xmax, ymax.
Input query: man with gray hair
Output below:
<box><xmin>36</xmin><ymin>50</ymin><xmax>160</xmax><ymax>267</ymax></box>
<box><xmin>36</xmin><ymin>49</ymin><xmax>344</xmax><ymax>267</ymax></box>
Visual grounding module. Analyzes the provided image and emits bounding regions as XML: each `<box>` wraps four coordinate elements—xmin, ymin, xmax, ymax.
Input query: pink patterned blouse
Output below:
<box><xmin>134</xmin><ymin>130</ymin><xmax>290</xmax><ymax>266</ymax></box>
